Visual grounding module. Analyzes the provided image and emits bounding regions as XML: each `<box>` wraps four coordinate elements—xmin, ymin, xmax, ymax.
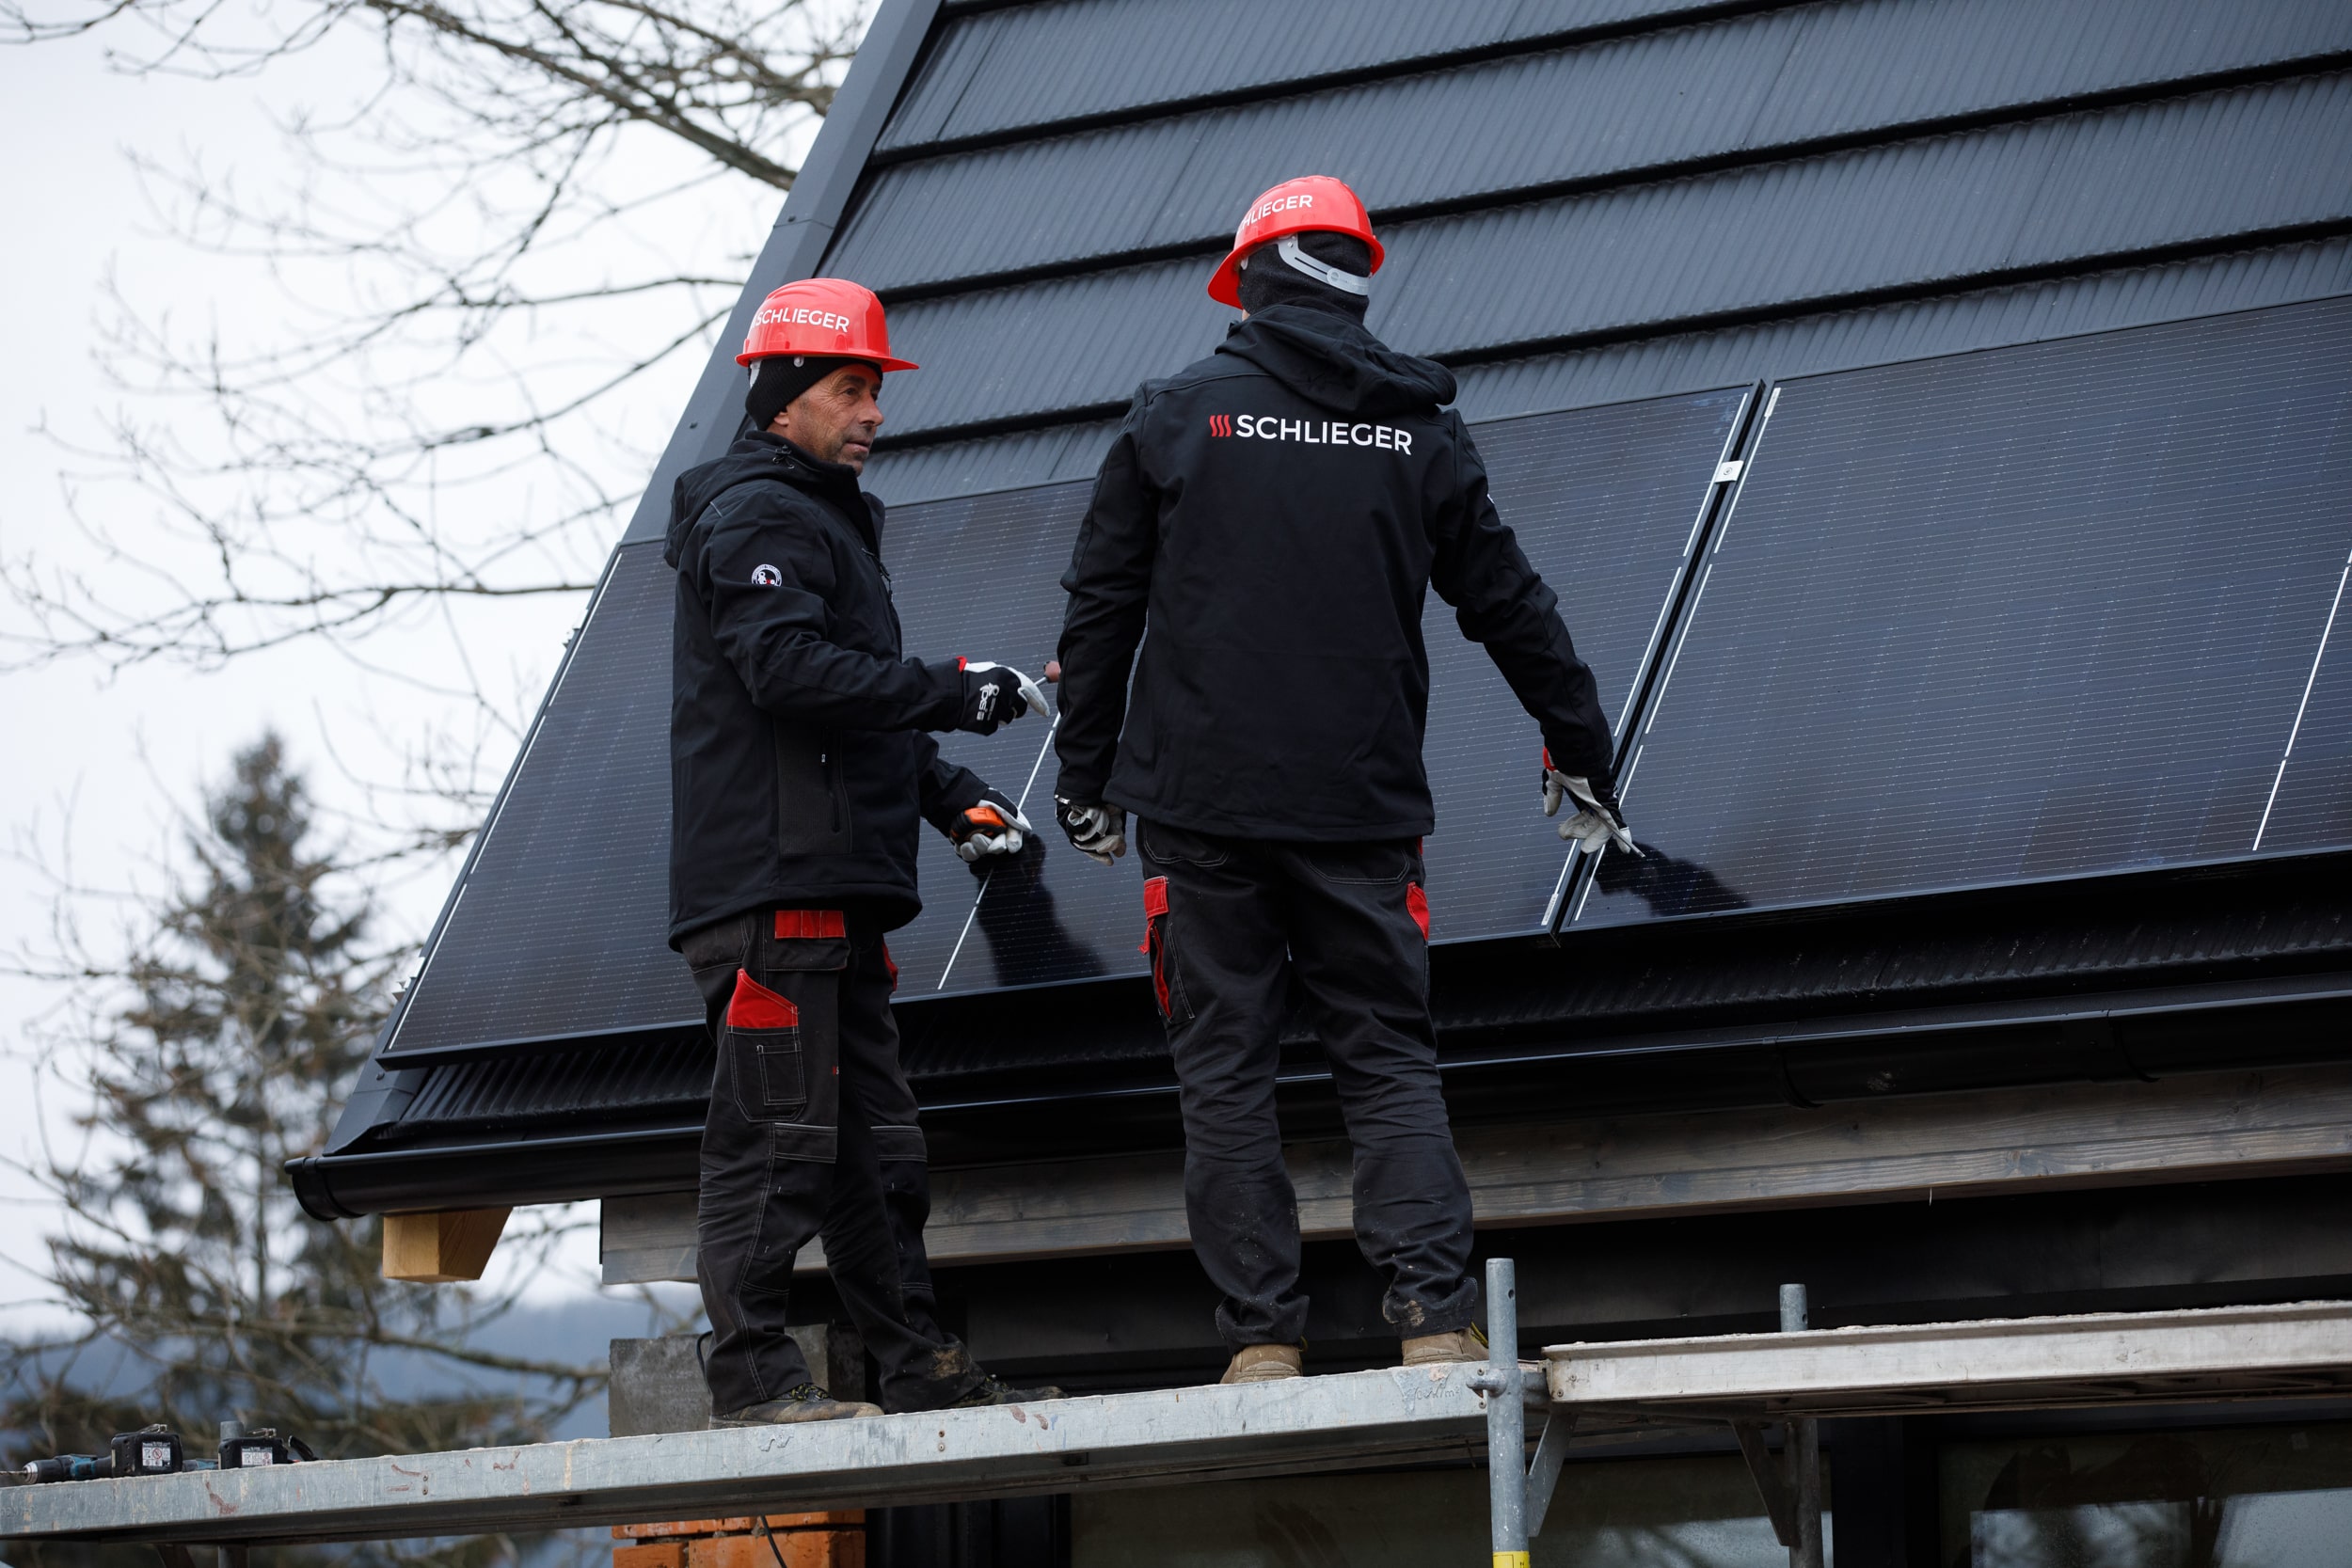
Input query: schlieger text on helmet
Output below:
<box><xmin>752</xmin><ymin>304</ymin><xmax>855</xmax><ymax>335</ymax></box>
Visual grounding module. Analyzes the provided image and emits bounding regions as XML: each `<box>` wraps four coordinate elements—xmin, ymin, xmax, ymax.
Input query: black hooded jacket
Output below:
<box><xmin>665</xmin><ymin>430</ymin><xmax>986</xmax><ymax>942</ymax></box>
<box><xmin>1055</xmin><ymin>302</ymin><xmax>1614</xmax><ymax>841</ymax></box>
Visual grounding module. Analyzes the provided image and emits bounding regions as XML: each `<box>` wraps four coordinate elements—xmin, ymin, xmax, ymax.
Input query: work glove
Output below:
<box><xmin>1055</xmin><ymin>798</ymin><xmax>1128</xmax><ymax>866</ymax></box>
<box><xmin>949</xmin><ymin>792</ymin><xmax>1034</xmax><ymax>863</ymax></box>
<box><xmin>954</xmin><ymin>660</ymin><xmax>1049</xmax><ymax>735</ymax></box>
<box><xmin>1541</xmin><ymin>750</ymin><xmax>1638</xmax><ymax>856</ymax></box>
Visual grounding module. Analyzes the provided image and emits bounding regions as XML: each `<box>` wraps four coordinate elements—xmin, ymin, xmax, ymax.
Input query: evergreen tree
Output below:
<box><xmin>2</xmin><ymin>736</ymin><xmax>601</xmax><ymax>1567</ymax></box>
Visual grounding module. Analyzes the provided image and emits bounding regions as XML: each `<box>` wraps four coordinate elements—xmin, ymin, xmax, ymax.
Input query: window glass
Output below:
<box><xmin>1943</xmin><ymin>1423</ymin><xmax>2352</xmax><ymax>1568</ymax></box>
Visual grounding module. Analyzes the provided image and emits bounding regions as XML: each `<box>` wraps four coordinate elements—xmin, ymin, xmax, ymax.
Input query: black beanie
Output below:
<box><xmin>746</xmin><ymin>355</ymin><xmax>880</xmax><ymax>433</ymax></box>
<box><xmin>1236</xmin><ymin>230</ymin><xmax>1372</xmax><ymax>320</ymax></box>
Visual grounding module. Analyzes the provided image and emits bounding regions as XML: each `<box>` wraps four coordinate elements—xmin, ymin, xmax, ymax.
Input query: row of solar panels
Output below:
<box><xmin>375</xmin><ymin>294</ymin><xmax>2352</xmax><ymax>1060</ymax></box>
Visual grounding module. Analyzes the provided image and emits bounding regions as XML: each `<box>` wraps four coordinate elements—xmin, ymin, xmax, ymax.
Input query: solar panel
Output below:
<box><xmin>1569</xmin><ymin>296</ymin><xmax>2352</xmax><ymax>932</ymax></box>
<box><xmin>1414</xmin><ymin>388</ymin><xmax>1749</xmax><ymax>941</ymax></box>
<box><xmin>871</xmin><ymin>481</ymin><xmax>1148</xmax><ymax>994</ymax></box>
<box><xmin>381</xmin><ymin>542</ymin><xmax>700</xmax><ymax>1059</ymax></box>
<box><xmin>882</xmin><ymin>389</ymin><xmax>1753</xmax><ymax>993</ymax></box>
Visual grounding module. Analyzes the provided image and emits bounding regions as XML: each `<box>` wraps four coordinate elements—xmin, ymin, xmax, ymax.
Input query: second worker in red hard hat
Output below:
<box><xmin>667</xmin><ymin>277</ymin><xmax>1058</xmax><ymax>1424</ymax></box>
<box><xmin>1052</xmin><ymin>177</ymin><xmax>1635</xmax><ymax>1384</ymax></box>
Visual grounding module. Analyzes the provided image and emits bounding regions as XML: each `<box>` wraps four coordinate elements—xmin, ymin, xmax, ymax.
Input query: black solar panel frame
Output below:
<box><xmin>2249</xmin><ymin>543</ymin><xmax>2352</xmax><ymax>855</ymax></box>
<box><xmin>1409</xmin><ymin>383</ymin><xmax>1757</xmax><ymax>943</ymax></box>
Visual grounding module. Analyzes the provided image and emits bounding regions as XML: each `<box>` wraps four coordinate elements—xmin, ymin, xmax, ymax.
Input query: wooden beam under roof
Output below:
<box><xmin>602</xmin><ymin>1064</ymin><xmax>2352</xmax><ymax>1284</ymax></box>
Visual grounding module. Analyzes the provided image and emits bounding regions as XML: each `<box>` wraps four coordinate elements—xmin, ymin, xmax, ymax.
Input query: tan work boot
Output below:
<box><xmin>1401</xmin><ymin>1323</ymin><xmax>1489</xmax><ymax>1367</ymax></box>
<box><xmin>1218</xmin><ymin>1344</ymin><xmax>1303</xmax><ymax>1384</ymax></box>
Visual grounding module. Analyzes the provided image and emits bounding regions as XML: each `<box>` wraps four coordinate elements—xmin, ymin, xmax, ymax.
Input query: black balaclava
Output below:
<box><xmin>746</xmin><ymin>355</ymin><xmax>881</xmax><ymax>435</ymax></box>
<box><xmin>1236</xmin><ymin>230</ymin><xmax>1372</xmax><ymax>321</ymax></box>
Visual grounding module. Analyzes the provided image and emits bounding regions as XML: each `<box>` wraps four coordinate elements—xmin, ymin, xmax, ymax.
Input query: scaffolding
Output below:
<box><xmin>5</xmin><ymin>1262</ymin><xmax>2347</xmax><ymax>1566</ymax></box>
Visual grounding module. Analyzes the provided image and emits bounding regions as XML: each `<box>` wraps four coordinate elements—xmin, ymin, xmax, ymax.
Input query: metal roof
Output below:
<box><xmin>877</xmin><ymin>0</ymin><xmax>1734</xmax><ymax>152</ymax></box>
<box><xmin>864</xmin><ymin>71</ymin><xmax>2352</xmax><ymax>440</ymax></box>
<box><xmin>861</xmin><ymin>234</ymin><xmax>2352</xmax><ymax>502</ymax></box>
<box><xmin>865</xmin><ymin>233</ymin><xmax>2352</xmax><ymax>504</ymax></box>
<box><xmin>305</xmin><ymin>0</ymin><xmax>2352</xmax><ymax>1214</ymax></box>
<box><xmin>838</xmin><ymin>0</ymin><xmax>2352</xmax><ymax>294</ymax></box>
<box><xmin>1449</xmin><ymin>231</ymin><xmax>2352</xmax><ymax>428</ymax></box>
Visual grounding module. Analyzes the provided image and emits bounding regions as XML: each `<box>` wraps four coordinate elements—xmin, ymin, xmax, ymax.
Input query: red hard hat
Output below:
<box><xmin>737</xmin><ymin>277</ymin><xmax>916</xmax><ymax>372</ymax></box>
<box><xmin>1206</xmin><ymin>175</ymin><xmax>1385</xmax><ymax>308</ymax></box>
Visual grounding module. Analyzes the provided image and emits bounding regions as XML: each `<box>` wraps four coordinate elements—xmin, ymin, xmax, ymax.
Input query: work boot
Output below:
<box><xmin>946</xmin><ymin>1372</ymin><xmax>1065</xmax><ymax>1408</ymax></box>
<box><xmin>1401</xmin><ymin>1323</ymin><xmax>1489</xmax><ymax>1367</ymax></box>
<box><xmin>1219</xmin><ymin>1344</ymin><xmax>1303</xmax><ymax>1384</ymax></box>
<box><xmin>711</xmin><ymin>1384</ymin><xmax>882</xmax><ymax>1426</ymax></box>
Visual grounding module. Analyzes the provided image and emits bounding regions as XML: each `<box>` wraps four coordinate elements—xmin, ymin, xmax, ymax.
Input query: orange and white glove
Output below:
<box><xmin>949</xmin><ymin>793</ymin><xmax>1034</xmax><ymax>863</ymax></box>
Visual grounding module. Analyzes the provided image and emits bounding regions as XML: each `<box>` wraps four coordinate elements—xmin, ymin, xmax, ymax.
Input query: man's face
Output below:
<box><xmin>771</xmin><ymin>364</ymin><xmax>885</xmax><ymax>471</ymax></box>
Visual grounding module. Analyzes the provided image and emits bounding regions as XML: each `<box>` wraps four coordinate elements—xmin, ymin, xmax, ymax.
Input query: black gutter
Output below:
<box><xmin>289</xmin><ymin>969</ymin><xmax>2352</xmax><ymax>1218</ymax></box>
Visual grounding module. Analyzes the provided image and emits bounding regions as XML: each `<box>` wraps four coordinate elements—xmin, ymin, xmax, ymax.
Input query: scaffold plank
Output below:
<box><xmin>0</xmin><ymin>1365</ymin><xmax>1493</xmax><ymax>1547</ymax></box>
<box><xmin>1545</xmin><ymin>1299</ymin><xmax>2352</xmax><ymax>1418</ymax></box>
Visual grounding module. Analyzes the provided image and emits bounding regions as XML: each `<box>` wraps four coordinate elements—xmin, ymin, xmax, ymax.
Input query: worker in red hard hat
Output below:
<box><xmin>666</xmin><ymin>277</ymin><xmax>1057</xmax><ymax>1424</ymax></box>
<box><xmin>1054</xmin><ymin>177</ymin><xmax>1632</xmax><ymax>1385</ymax></box>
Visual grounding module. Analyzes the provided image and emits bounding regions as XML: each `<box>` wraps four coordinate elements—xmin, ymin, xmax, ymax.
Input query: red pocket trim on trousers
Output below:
<box><xmin>774</xmin><ymin>909</ymin><xmax>847</xmax><ymax>940</ymax></box>
<box><xmin>1406</xmin><ymin>882</ymin><xmax>1431</xmax><ymax>941</ymax></box>
<box><xmin>726</xmin><ymin>968</ymin><xmax>800</xmax><ymax>1029</ymax></box>
<box><xmin>1140</xmin><ymin>877</ymin><xmax>1174</xmax><ymax>1015</ymax></box>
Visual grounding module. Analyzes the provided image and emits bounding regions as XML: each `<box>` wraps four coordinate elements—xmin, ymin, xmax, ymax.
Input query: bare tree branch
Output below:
<box><xmin>4</xmin><ymin>0</ymin><xmax>867</xmax><ymax>837</ymax></box>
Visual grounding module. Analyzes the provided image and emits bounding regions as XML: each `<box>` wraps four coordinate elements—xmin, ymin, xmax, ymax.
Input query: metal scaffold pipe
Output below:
<box><xmin>1486</xmin><ymin>1256</ymin><xmax>1527</xmax><ymax>1568</ymax></box>
<box><xmin>1780</xmin><ymin>1282</ymin><xmax>1824</xmax><ymax>1568</ymax></box>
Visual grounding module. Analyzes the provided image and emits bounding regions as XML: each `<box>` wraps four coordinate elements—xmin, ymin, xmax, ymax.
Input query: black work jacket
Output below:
<box><xmin>665</xmin><ymin>431</ymin><xmax>984</xmax><ymax>942</ymax></box>
<box><xmin>1054</xmin><ymin>303</ymin><xmax>1614</xmax><ymax>841</ymax></box>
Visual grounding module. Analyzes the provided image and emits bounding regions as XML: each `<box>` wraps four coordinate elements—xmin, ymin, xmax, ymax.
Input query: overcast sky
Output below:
<box><xmin>0</xmin><ymin>20</ymin><xmax>818</xmax><ymax>1321</ymax></box>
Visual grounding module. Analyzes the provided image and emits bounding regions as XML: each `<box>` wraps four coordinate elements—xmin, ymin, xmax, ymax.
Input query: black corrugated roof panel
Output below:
<box><xmin>866</xmin><ymin>72</ymin><xmax>2352</xmax><ymax>439</ymax></box>
<box><xmin>1453</xmin><ymin>234</ymin><xmax>2352</xmax><ymax>423</ymax></box>
<box><xmin>390</xmin><ymin>1035</ymin><xmax>709</xmax><ymax>1138</ymax></box>
<box><xmin>834</xmin><ymin>0</ymin><xmax>2352</xmax><ymax>294</ymax></box>
<box><xmin>864</xmin><ymin>417</ymin><xmax>1123</xmax><ymax>505</ymax></box>
<box><xmin>879</xmin><ymin>0</ymin><xmax>1729</xmax><ymax>152</ymax></box>
<box><xmin>867</xmin><ymin>240</ymin><xmax>2352</xmax><ymax>505</ymax></box>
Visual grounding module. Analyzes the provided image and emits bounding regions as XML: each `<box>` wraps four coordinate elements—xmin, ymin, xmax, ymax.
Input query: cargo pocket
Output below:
<box><xmin>1140</xmin><ymin>877</ymin><xmax>1194</xmax><ymax>1027</ymax></box>
<box><xmin>722</xmin><ymin>970</ymin><xmax>811</xmax><ymax>1119</ymax></box>
<box><xmin>723</xmin><ymin>917</ymin><xmax>850</xmax><ymax>1154</ymax></box>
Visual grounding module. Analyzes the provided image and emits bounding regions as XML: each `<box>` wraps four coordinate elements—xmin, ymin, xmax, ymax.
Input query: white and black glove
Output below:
<box><xmin>1541</xmin><ymin>750</ymin><xmax>1638</xmax><ymax>856</ymax></box>
<box><xmin>954</xmin><ymin>660</ymin><xmax>1049</xmax><ymax>735</ymax></box>
<box><xmin>948</xmin><ymin>793</ymin><xmax>1033</xmax><ymax>863</ymax></box>
<box><xmin>1055</xmin><ymin>798</ymin><xmax>1128</xmax><ymax>866</ymax></box>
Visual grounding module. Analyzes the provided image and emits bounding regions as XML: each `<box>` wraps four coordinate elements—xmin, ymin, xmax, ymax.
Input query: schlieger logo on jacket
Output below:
<box><xmin>1208</xmin><ymin>412</ymin><xmax>1415</xmax><ymax>451</ymax></box>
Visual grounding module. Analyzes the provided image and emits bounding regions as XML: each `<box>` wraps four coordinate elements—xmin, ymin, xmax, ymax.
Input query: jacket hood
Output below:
<box><xmin>664</xmin><ymin>431</ymin><xmax>866</xmax><ymax>566</ymax></box>
<box><xmin>1215</xmin><ymin>303</ymin><xmax>1456</xmax><ymax>416</ymax></box>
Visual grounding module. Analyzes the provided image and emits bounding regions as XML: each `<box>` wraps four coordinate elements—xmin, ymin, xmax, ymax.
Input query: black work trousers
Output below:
<box><xmin>681</xmin><ymin>907</ymin><xmax>985</xmax><ymax>1415</ymax></box>
<box><xmin>1136</xmin><ymin>820</ymin><xmax>1479</xmax><ymax>1349</ymax></box>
